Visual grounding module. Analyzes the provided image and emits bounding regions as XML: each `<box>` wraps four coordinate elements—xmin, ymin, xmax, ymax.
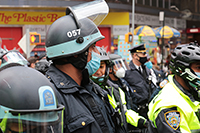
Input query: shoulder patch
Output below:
<box><xmin>164</xmin><ymin>110</ymin><xmax>181</xmax><ymax>130</ymax></box>
<box><xmin>159</xmin><ymin>79</ymin><xmax>169</xmax><ymax>88</ymax></box>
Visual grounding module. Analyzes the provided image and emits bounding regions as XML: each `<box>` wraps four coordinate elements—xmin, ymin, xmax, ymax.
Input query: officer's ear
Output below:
<box><xmin>132</xmin><ymin>53</ymin><xmax>137</xmax><ymax>58</ymax></box>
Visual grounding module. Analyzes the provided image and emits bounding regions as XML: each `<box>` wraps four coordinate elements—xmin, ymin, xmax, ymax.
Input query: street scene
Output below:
<box><xmin>0</xmin><ymin>0</ymin><xmax>200</xmax><ymax>133</ymax></box>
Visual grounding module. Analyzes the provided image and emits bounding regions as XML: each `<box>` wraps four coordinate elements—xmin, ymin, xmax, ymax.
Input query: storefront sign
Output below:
<box><xmin>113</xmin><ymin>25</ymin><xmax>129</xmax><ymax>35</ymax></box>
<box><xmin>0</xmin><ymin>11</ymin><xmax>65</xmax><ymax>25</ymax></box>
<box><xmin>186</xmin><ymin>28</ymin><xmax>200</xmax><ymax>33</ymax></box>
<box><xmin>130</xmin><ymin>13</ymin><xmax>186</xmax><ymax>29</ymax></box>
<box><xmin>23</xmin><ymin>25</ymin><xmax>50</xmax><ymax>39</ymax></box>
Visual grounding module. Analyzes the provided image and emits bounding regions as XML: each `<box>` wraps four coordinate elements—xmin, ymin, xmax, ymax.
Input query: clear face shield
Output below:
<box><xmin>112</xmin><ymin>59</ymin><xmax>128</xmax><ymax>78</ymax></box>
<box><xmin>112</xmin><ymin>58</ymin><xmax>128</xmax><ymax>71</ymax></box>
<box><xmin>65</xmin><ymin>0</ymin><xmax>109</xmax><ymax>43</ymax></box>
<box><xmin>0</xmin><ymin>50</ymin><xmax>28</xmax><ymax>68</ymax></box>
<box><xmin>69</xmin><ymin>0</ymin><xmax>109</xmax><ymax>26</ymax></box>
<box><xmin>0</xmin><ymin>105</ymin><xmax>64</xmax><ymax>133</ymax></box>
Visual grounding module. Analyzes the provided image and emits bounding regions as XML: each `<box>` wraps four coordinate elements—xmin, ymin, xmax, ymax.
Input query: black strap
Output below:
<box><xmin>112</xmin><ymin>87</ymin><xmax>128</xmax><ymax>132</ymax></box>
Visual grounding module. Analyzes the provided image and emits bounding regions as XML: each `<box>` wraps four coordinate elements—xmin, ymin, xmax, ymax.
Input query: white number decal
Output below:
<box><xmin>67</xmin><ymin>29</ymin><xmax>81</xmax><ymax>38</ymax></box>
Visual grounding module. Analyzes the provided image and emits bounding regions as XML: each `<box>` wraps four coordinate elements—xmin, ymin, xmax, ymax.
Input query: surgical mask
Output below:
<box><xmin>195</xmin><ymin>72</ymin><xmax>200</xmax><ymax>77</ymax></box>
<box><xmin>92</xmin><ymin>75</ymin><xmax>105</xmax><ymax>82</ymax></box>
<box><xmin>85</xmin><ymin>51</ymin><xmax>101</xmax><ymax>76</ymax></box>
<box><xmin>195</xmin><ymin>72</ymin><xmax>200</xmax><ymax>86</ymax></box>
<box><xmin>144</xmin><ymin>61</ymin><xmax>153</xmax><ymax>69</ymax></box>
<box><xmin>115</xmin><ymin>67</ymin><xmax>125</xmax><ymax>78</ymax></box>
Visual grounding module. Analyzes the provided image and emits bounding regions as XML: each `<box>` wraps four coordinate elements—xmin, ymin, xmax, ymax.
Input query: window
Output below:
<box><xmin>159</xmin><ymin>0</ymin><xmax>164</xmax><ymax>8</ymax></box>
<box><xmin>137</xmin><ymin>0</ymin><xmax>143</xmax><ymax>4</ymax></box>
<box><xmin>152</xmin><ymin>0</ymin><xmax>157</xmax><ymax>7</ymax></box>
<box><xmin>165</xmin><ymin>0</ymin><xmax>170</xmax><ymax>9</ymax></box>
<box><xmin>145</xmin><ymin>0</ymin><xmax>150</xmax><ymax>5</ymax></box>
<box><xmin>170</xmin><ymin>0</ymin><xmax>181</xmax><ymax>10</ymax></box>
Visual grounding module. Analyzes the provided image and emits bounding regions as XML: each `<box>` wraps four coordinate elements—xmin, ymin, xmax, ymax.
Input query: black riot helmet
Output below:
<box><xmin>0</xmin><ymin>66</ymin><xmax>64</xmax><ymax>133</ymax></box>
<box><xmin>45</xmin><ymin>0</ymin><xmax>108</xmax><ymax>70</ymax></box>
<box><xmin>45</xmin><ymin>15</ymin><xmax>104</xmax><ymax>70</ymax></box>
<box><xmin>170</xmin><ymin>42</ymin><xmax>200</xmax><ymax>100</ymax></box>
<box><xmin>91</xmin><ymin>46</ymin><xmax>110</xmax><ymax>86</ymax></box>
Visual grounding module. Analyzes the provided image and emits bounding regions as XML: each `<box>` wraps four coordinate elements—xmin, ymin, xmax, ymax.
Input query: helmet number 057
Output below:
<box><xmin>67</xmin><ymin>29</ymin><xmax>81</xmax><ymax>38</ymax></box>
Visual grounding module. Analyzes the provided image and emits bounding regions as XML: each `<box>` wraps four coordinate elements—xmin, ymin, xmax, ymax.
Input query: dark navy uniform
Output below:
<box><xmin>109</xmin><ymin>77</ymin><xmax>138</xmax><ymax>111</ymax></box>
<box><xmin>124</xmin><ymin>60</ymin><xmax>152</xmax><ymax>119</ymax></box>
<box><xmin>46</xmin><ymin>65</ymin><xmax>115</xmax><ymax>133</ymax></box>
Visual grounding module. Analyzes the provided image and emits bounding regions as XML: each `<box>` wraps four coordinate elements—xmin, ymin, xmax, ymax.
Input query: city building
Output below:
<box><xmin>0</xmin><ymin>0</ymin><xmax>199</xmax><ymax>57</ymax></box>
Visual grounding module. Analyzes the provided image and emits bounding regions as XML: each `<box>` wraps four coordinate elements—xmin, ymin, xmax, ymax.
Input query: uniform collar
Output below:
<box><xmin>46</xmin><ymin>65</ymin><xmax>84</xmax><ymax>94</ymax></box>
<box><xmin>173</xmin><ymin>76</ymin><xmax>196</xmax><ymax>102</ymax></box>
<box><xmin>129</xmin><ymin>60</ymin><xmax>137</xmax><ymax>70</ymax></box>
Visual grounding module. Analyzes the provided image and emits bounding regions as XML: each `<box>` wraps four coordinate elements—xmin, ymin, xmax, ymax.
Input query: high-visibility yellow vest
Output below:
<box><xmin>148</xmin><ymin>75</ymin><xmax>200</xmax><ymax>133</ymax></box>
<box><xmin>107</xmin><ymin>86</ymin><xmax>145</xmax><ymax>127</ymax></box>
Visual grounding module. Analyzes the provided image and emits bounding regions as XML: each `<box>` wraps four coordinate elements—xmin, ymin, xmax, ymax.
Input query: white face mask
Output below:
<box><xmin>115</xmin><ymin>67</ymin><xmax>125</xmax><ymax>78</ymax></box>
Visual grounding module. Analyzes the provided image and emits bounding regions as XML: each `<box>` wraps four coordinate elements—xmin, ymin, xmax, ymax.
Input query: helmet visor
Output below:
<box><xmin>112</xmin><ymin>58</ymin><xmax>128</xmax><ymax>71</ymax></box>
<box><xmin>0</xmin><ymin>105</ymin><xmax>64</xmax><ymax>133</ymax></box>
<box><xmin>0</xmin><ymin>51</ymin><xmax>28</xmax><ymax>68</ymax></box>
<box><xmin>71</xmin><ymin>0</ymin><xmax>109</xmax><ymax>26</ymax></box>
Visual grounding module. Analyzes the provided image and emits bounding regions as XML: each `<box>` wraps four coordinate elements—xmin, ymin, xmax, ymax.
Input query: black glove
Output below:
<box><xmin>138</xmin><ymin>118</ymin><xmax>149</xmax><ymax>128</ymax></box>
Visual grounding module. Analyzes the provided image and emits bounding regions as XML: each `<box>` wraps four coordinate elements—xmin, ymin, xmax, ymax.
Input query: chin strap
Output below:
<box><xmin>68</xmin><ymin>50</ymin><xmax>88</xmax><ymax>70</ymax></box>
<box><xmin>52</xmin><ymin>50</ymin><xmax>88</xmax><ymax>70</ymax></box>
<box><xmin>183</xmin><ymin>78</ymin><xmax>200</xmax><ymax>101</ymax></box>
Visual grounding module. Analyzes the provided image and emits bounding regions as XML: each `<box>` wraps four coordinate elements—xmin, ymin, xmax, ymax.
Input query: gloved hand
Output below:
<box><xmin>137</xmin><ymin>118</ymin><xmax>149</xmax><ymax>128</ymax></box>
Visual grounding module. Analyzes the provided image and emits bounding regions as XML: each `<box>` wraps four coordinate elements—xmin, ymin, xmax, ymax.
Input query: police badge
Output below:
<box><xmin>164</xmin><ymin>110</ymin><xmax>181</xmax><ymax>130</ymax></box>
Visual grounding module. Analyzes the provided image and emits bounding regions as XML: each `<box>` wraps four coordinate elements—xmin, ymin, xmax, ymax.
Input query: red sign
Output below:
<box><xmin>186</xmin><ymin>28</ymin><xmax>200</xmax><ymax>33</ymax></box>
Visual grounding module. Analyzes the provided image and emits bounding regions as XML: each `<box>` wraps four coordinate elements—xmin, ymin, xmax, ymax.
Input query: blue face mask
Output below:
<box><xmin>195</xmin><ymin>72</ymin><xmax>200</xmax><ymax>78</ymax></box>
<box><xmin>92</xmin><ymin>75</ymin><xmax>105</xmax><ymax>82</ymax></box>
<box><xmin>85</xmin><ymin>51</ymin><xmax>101</xmax><ymax>76</ymax></box>
<box><xmin>144</xmin><ymin>61</ymin><xmax>153</xmax><ymax>69</ymax></box>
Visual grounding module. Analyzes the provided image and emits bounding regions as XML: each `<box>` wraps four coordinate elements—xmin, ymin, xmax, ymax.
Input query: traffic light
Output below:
<box><xmin>30</xmin><ymin>32</ymin><xmax>41</xmax><ymax>45</ymax></box>
<box><xmin>125</xmin><ymin>32</ymin><xmax>133</xmax><ymax>44</ymax></box>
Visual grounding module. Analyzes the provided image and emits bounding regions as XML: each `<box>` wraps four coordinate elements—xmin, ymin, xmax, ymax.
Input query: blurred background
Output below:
<box><xmin>0</xmin><ymin>0</ymin><xmax>199</xmax><ymax>70</ymax></box>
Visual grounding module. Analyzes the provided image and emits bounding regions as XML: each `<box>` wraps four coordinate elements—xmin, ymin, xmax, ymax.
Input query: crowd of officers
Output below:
<box><xmin>0</xmin><ymin>7</ymin><xmax>200</xmax><ymax>133</ymax></box>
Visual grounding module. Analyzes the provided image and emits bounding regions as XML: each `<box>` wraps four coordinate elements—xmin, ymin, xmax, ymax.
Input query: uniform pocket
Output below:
<box><xmin>67</xmin><ymin>113</ymin><xmax>95</xmax><ymax>132</ymax></box>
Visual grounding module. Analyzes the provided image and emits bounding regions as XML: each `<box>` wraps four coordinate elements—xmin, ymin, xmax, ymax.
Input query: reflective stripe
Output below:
<box><xmin>118</xmin><ymin>87</ymin><xmax>126</xmax><ymax>105</ymax></box>
<box><xmin>107</xmin><ymin>94</ymin><xmax>117</xmax><ymax>109</ymax></box>
<box><xmin>126</xmin><ymin>110</ymin><xmax>146</xmax><ymax>127</ymax></box>
<box><xmin>46</xmin><ymin>32</ymin><xmax>103</xmax><ymax>59</ymax></box>
<box><xmin>0</xmin><ymin>113</ymin><xmax>8</xmax><ymax>132</ymax></box>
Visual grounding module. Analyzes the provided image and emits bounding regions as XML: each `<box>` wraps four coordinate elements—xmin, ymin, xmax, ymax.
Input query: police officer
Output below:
<box><xmin>108</xmin><ymin>53</ymin><xmax>149</xmax><ymax>133</ymax></box>
<box><xmin>144</xmin><ymin>54</ymin><xmax>168</xmax><ymax>87</ymax></box>
<box><xmin>0</xmin><ymin>64</ymin><xmax>64</xmax><ymax>133</ymax></box>
<box><xmin>91</xmin><ymin>47</ymin><xmax>148</xmax><ymax>133</ymax></box>
<box><xmin>124</xmin><ymin>44</ymin><xmax>155</xmax><ymax>119</ymax></box>
<box><xmin>148</xmin><ymin>42</ymin><xmax>200</xmax><ymax>133</ymax></box>
<box><xmin>109</xmin><ymin>54</ymin><xmax>138</xmax><ymax>111</ymax></box>
<box><xmin>45</xmin><ymin>3</ymin><xmax>116</xmax><ymax>133</ymax></box>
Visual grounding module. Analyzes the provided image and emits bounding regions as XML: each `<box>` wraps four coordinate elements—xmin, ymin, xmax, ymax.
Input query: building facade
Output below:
<box><xmin>0</xmin><ymin>0</ymin><xmax>199</xmax><ymax>56</ymax></box>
